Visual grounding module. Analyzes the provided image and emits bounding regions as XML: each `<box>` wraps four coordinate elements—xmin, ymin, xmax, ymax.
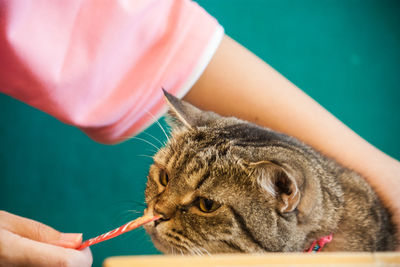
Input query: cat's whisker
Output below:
<box><xmin>111</xmin><ymin>199</ymin><xmax>147</xmax><ymax>209</ymax></box>
<box><xmin>125</xmin><ymin>209</ymin><xmax>142</xmax><ymax>214</ymax></box>
<box><xmin>144</xmin><ymin>109</ymin><xmax>171</xmax><ymax>143</ymax></box>
<box><xmin>115</xmin><ymin>209</ymin><xmax>142</xmax><ymax>224</ymax></box>
<box><xmin>130</xmin><ymin>200</ymin><xmax>147</xmax><ymax>207</ymax></box>
<box><xmin>108</xmin><ymin>199</ymin><xmax>148</xmax><ymax>226</ymax></box>
<box><xmin>195</xmin><ymin>247</ymin><xmax>204</xmax><ymax>256</ymax></box>
<box><xmin>136</xmin><ymin>154</ymin><xmax>155</xmax><ymax>160</ymax></box>
<box><xmin>130</xmin><ymin>136</ymin><xmax>160</xmax><ymax>151</ymax></box>
<box><xmin>191</xmin><ymin>246</ymin><xmax>200</xmax><ymax>256</ymax></box>
<box><xmin>199</xmin><ymin>247</ymin><xmax>210</xmax><ymax>256</ymax></box>
<box><xmin>142</xmin><ymin>131</ymin><xmax>165</xmax><ymax>147</ymax></box>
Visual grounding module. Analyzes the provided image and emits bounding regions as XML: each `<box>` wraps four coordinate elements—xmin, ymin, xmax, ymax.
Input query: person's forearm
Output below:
<box><xmin>184</xmin><ymin>35</ymin><xmax>400</xmax><ymax>240</ymax></box>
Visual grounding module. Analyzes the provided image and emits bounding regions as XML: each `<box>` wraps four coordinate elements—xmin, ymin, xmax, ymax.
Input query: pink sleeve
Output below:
<box><xmin>0</xmin><ymin>0</ymin><xmax>224</xmax><ymax>144</ymax></box>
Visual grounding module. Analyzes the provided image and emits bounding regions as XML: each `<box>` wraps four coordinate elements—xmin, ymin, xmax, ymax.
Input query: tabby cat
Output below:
<box><xmin>143</xmin><ymin>91</ymin><xmax>397</xmax><ymax>254</ymax></box>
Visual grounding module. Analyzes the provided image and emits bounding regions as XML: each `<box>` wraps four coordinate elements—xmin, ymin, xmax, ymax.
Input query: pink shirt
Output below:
<box><xmin>0</xmin><ymin>0</ymin><xmax>224</xmax><ymax>144</ymax></box>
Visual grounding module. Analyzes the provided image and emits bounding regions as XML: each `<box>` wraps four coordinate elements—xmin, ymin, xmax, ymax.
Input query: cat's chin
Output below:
<box><xmin>144</xmin><ymin>225</ymin><xmax>175</xmax><ymax>254</ymax></box>
<box><xmin>148</xmin><ymin>232</ymin><xmax>179</xmax><ymax>254</ymax></box>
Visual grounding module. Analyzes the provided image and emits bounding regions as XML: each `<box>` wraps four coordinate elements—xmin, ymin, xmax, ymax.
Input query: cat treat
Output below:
<box><xmin>77</xmin><ymin>214</ymin><xmax>160</xmax><ymax>250</ymax></box>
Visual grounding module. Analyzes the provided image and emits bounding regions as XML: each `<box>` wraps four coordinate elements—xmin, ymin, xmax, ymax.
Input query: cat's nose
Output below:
<box><xmin>154</xmin><ymin>202</ymin><xmax>175</xmax><ymax>221</ymax></box>
<box><xmin>154</xmin><ymin>206</ymin><xmax>171</xmax><ymax>221</ymax></box>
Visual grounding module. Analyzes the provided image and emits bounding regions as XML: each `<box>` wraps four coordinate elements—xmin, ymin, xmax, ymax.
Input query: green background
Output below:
<box><xmin>1</xmin><ymin>1</ymin><xmax>399</xmax><ymax>266</ymax></box>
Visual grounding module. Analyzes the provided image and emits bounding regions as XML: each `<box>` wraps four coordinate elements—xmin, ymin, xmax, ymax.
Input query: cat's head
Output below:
<box><xmin>144</xmin><ymin>91</ymin><xmax>314</xmax><ymax>254</ymax></box>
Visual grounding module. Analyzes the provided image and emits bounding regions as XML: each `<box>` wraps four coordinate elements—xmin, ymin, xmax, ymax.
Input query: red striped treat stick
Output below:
<box><xmin>77</xmin><ymin>214</ymin><xmax>160</xmax><ymax>250</ymax></box>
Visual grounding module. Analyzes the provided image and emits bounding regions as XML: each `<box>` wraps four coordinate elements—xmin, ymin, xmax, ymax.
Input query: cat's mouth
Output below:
<box><xmin>143</xmin><ymin>206</ymin><xmax>167</xmax><ymax>227</ymax></box>
<box><xmin>143</xmin><ymin>207</ymin><xmax>190</xmax><ymax>254</ymax></box>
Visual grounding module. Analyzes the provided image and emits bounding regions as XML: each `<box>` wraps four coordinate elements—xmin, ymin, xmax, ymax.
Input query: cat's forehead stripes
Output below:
<box><xmin>194</xmin><ymin>169</ymin><xmax>212</xmax><ymax>190</ymax></box>
<box><xmin>161</xmin><ymin>137</ymin><xmax>219</xmax><ymax>190</ymax></box>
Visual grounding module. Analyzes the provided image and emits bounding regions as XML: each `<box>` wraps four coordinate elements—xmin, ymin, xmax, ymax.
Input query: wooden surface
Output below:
<box><xmin>104</xmin><ymin>253</ymin><xmax>400</xmax><ymax>267</ymax></box>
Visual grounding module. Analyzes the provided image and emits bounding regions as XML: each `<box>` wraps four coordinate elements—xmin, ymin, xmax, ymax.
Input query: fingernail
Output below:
<box><xmin>60</xmin><ymin>233</ymin><xmax>83</xmax><ymax>247</ymax></box>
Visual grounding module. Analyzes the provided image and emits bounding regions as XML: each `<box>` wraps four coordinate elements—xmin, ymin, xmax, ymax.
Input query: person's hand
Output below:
<box><xmin>0</xmin><ymin>210</ymin><xmax>92</xmax><ymax>267</ymax></box>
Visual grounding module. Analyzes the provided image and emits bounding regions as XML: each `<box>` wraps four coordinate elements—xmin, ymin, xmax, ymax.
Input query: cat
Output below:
<box><xmin>143</xmin><ymin>90</ymin><xmax>397</xmax><ymax>254</ymax></box>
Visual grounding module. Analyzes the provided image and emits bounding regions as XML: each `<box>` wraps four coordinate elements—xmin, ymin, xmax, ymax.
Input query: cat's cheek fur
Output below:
<box><xmin>148</xmin><ymin>232</ymin><xmax>172</xmax><ymax>254</ymax></box>
<box><xmin>144</xmin><ymin>222</ymin><xmax>176</xmax><ymax>254</ymax></box>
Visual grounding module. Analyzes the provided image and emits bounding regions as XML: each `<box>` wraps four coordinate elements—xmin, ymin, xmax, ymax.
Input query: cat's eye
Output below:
<box><xmin>159</xmin><ymin>170</ymin><xmax>169</xmax><ymax>187</ymax></box>
<box><xmin>198</xmin><ymin>197</ymin><xmax>220</xmax><ymax>213</ymax></box>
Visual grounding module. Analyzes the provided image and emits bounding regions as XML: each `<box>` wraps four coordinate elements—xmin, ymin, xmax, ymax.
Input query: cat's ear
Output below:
<box><xmin>251</xmin><ymin>161</ymin><xmax>301</xmax><ymax>214</ymax></box>
<box><xmin>163</xmin><ymin>89</ymin><xmax>219</xmax><ymax>129</ymax></box>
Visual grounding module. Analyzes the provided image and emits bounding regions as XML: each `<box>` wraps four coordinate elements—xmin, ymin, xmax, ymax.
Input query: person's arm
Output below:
<box><xmin>184</xmin><ymin>35</ymin><xmax>400</xmax><ymax>243</ymax></box>
<box><xmin>0</xmin><ymin>211</ymin><xmax>92</xmax><ymax>266</ymax></box>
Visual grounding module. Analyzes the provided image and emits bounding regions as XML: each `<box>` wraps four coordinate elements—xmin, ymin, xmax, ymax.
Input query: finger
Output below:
<box><xmin>0</xmin><ymin>211</ymin><xmax>82</xmax><ymax>248</ymax></box>
<box><xmin>0</xmin><ymin>229</ymin><xmax>92</xmax><ymax>267</ymax></box>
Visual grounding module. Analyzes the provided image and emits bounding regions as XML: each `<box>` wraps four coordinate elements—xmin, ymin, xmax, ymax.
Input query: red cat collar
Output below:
<box><xmin>305</xmin><ymin>234</ymin><xmax>333</xmax><ymax>253</ymax></box>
